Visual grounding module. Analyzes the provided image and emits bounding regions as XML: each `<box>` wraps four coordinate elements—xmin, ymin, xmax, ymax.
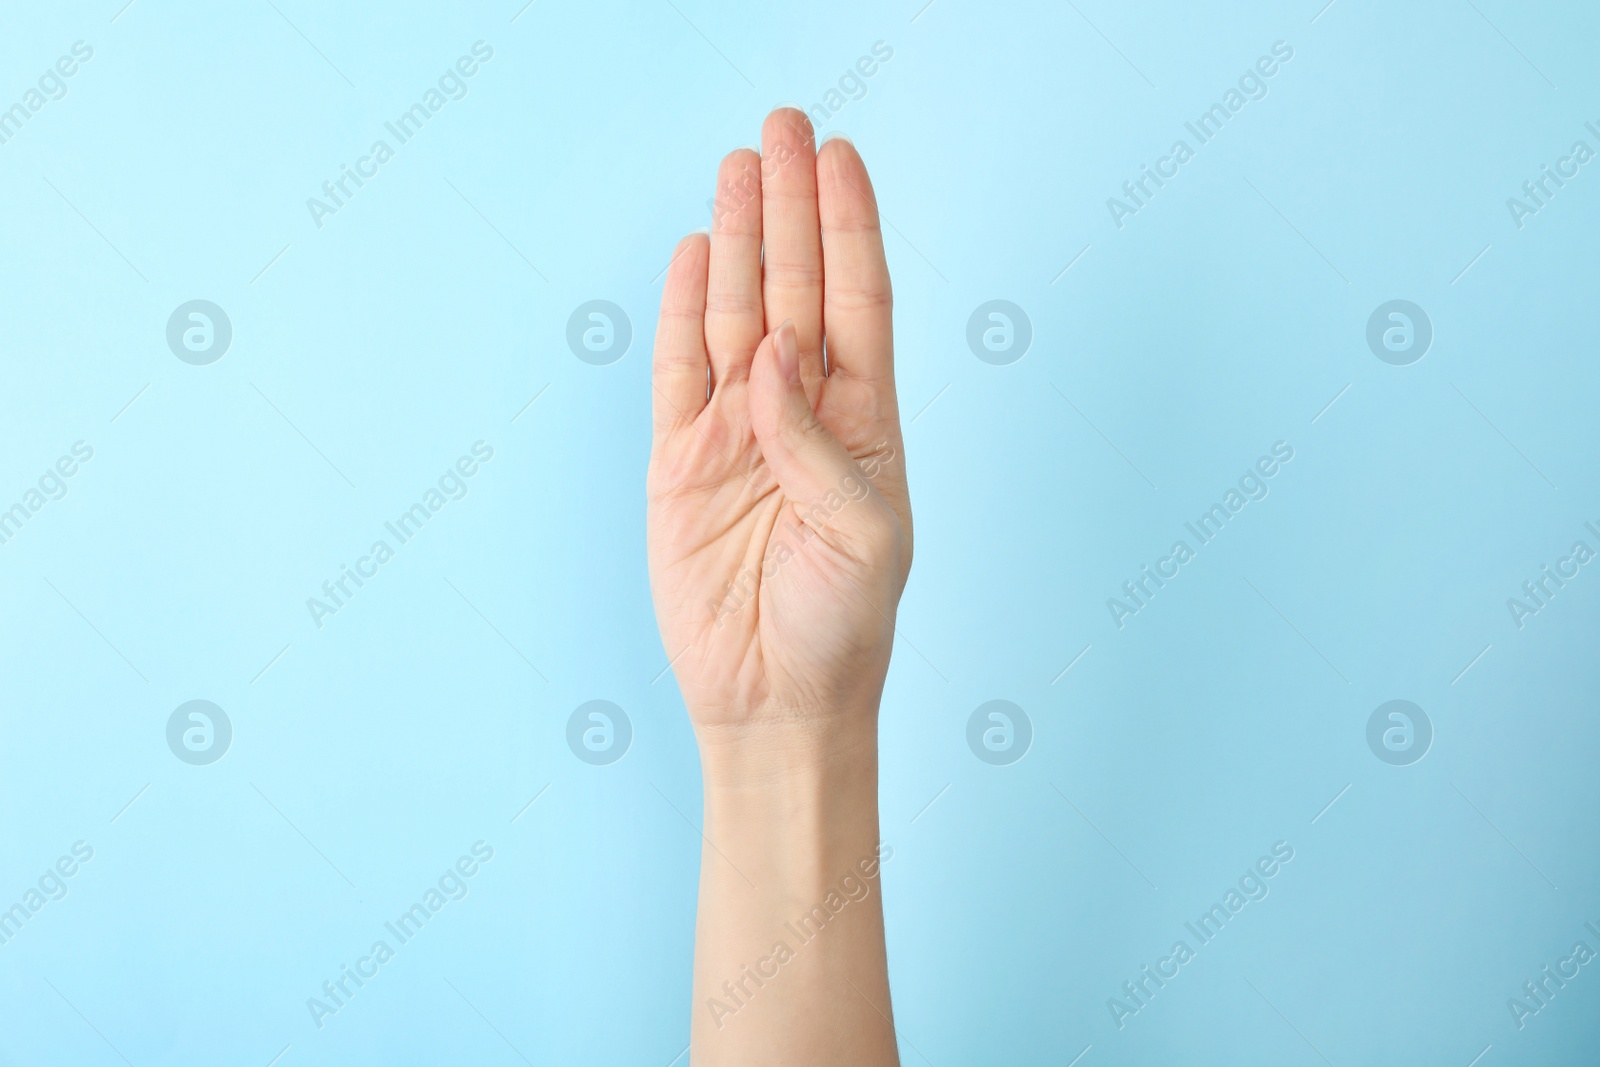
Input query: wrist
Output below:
<box><xmin>694</xmin><ymin>712</ymin><xmax>879</xmax><ymax>793</ymax></box>
<box><xmin>696</xmin><ymin>715</ymin><xmax>881</xmax><ymax>889</ymax></box>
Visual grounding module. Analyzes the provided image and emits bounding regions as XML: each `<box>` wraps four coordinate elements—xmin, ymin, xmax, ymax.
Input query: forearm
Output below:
<box><xmin>690</xmin><ymin>718</ymin><xmax>900</xmax><ymax>1066</ymax></box>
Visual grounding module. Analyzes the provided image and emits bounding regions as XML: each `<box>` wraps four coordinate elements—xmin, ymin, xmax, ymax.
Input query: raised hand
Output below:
<box><xmin>647</xmin><ymin>108</ymin><xmax>912</xmax><ymax>741</ymax></box>
<box><xmin>647</xmin><ymin>108</ymin><xmax>908</xmax><ymax>1066</ymax></box>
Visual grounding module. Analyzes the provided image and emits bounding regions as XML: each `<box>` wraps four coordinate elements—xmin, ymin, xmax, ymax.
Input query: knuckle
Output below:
<box><xmin>764</xmin><ymin>263</ymin><xmax>826</xmax><ymax>288</ymax></box>
<box><xmin>822</xmin><ymin>212</ymin><xmax>882</xmax><ymax>236</ymax></box>
<box><xmin>656</xmin><ymin>305</ymin><xmax>704</xmax><ymax>324</ymax></box>
<box><xmin>703</xmin><ymin>292</ymin><xmax>762</xmax><ymax>317</ymax></box>
<box><xmin>783</xmin><ymin>411</ymin><xmax>829</xmax><ymax>449</ymax></box>
<box><xmin>825</xmin><ymin>283</ymin><xmax>893</xmax><ymax>313</ymax></box>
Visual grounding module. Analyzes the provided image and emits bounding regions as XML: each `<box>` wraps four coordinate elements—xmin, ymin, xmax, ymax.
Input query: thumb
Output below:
<box><xmin>749</xmin><ymin>320</ymin><xmax>889</xmax><ymax>549</ymax></box>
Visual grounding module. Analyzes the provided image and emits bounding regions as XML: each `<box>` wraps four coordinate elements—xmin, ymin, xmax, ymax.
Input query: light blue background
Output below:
<box><xmin>1</xmin><ymin>1</ymin><xmax>1597</xmax><ymax>1063</ymax></box>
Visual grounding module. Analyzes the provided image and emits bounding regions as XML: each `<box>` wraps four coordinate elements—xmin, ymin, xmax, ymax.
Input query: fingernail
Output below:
<box><xmin>819</xmin><ymin>131</ymin><xmax>853</xmax><ymax>146</ymax></box>
<box><xmin>771</xmin><ymin>102</ymin><xmax>804</xmax><ymax>113</ymax></box>
<box><xmin>775</xmin><ymin>320</ymin><xmax>800</xmax><ymax>384</ymax></box>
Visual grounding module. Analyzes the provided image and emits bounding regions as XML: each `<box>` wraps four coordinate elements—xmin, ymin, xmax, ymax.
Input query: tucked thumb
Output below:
<box><xmin>749</xmin><ymin>321</ymin><xmax>883</xmax><ymax>544</ymax></box>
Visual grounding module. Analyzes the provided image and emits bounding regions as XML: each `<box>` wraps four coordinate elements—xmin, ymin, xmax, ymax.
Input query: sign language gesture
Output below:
<box><xmin>647</xmin><ymin>109</ymin><xmax>913</xmax><ymax>741</ymax></box>
<box><xmin>647</xmin><ymin>106</ymin><xmax>909</xmax><ymax>1066</ymax></box>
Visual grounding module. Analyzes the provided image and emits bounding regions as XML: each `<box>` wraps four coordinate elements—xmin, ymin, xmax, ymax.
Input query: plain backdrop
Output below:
<box><xmin>0</xmin><ymin>1</ymin><xmax>1596</xmax><ymax>1063</ymax></box>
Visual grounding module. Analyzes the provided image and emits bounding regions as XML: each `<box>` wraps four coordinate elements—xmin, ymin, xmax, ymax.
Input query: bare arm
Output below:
<box><xmin>646</xmin><ymin>108</ymin><xmax>909</xmax><ymax>1066</ymax></box>
<box><xmin>692</xmin><ymin>730</ymin><xmax>897</xmax><ymax>1062</ymax></box>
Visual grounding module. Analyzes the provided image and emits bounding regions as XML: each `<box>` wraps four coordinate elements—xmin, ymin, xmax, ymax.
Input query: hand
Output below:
<box><xmin>647</xmin><ymin>109</ymin><xmax>912</xmax><ymax>746</ymax></box>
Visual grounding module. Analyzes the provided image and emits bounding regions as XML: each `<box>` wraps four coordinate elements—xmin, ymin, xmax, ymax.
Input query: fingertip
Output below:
<box><xmin>763</xmin><ymin>107</ymin><xmax>816</xmax><ymax>154</ymax></box>
<box><xmin>713</xmin><ymin>149</ymin><xmax>763</xmax><ymax>233</ymax></box>
<box><xmin>774</xmin><ymin>319</ymin><xmax>800</xmax><ymax>384</ymax></box>
<box><xmin>818</xmin><ymin>136</ymin><xmax>878</xmax><ymax>212</ymax></box>
<box><xmin>818</xmin><ymin>134</ymin><xmax>868</xmax><ymax>178</ymax></box>
<box><xmin>717</xmin><ymin>146</ymin><xmax>762</xmax><ymax>181</ymax></box>
<box><xmin>669</xmin><ymin>230</ymin><xmax>710</xmax><ymax>272</ymax></box>
<box><xmin>746</xmin><ymin>329</ymin><xmax>778</xmax><ymax>418</ymax></box>
<box><xmin>719</xmin><ymin>146</ymin><xmax>761</xmax><ymax>172</ymax></box>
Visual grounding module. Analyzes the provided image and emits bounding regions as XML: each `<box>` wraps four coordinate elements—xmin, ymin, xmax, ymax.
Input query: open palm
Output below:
<box><xmin>647</xmin><ymin>109</ymin><xmax>912</xmax><ymax>736</ymax></box>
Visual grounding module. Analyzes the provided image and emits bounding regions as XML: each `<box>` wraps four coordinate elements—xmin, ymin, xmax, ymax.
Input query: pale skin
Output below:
<box><xmin>647</xmin><ymin>108</ymin><xmax>910</xmax><ymax>1065</ymax></box>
